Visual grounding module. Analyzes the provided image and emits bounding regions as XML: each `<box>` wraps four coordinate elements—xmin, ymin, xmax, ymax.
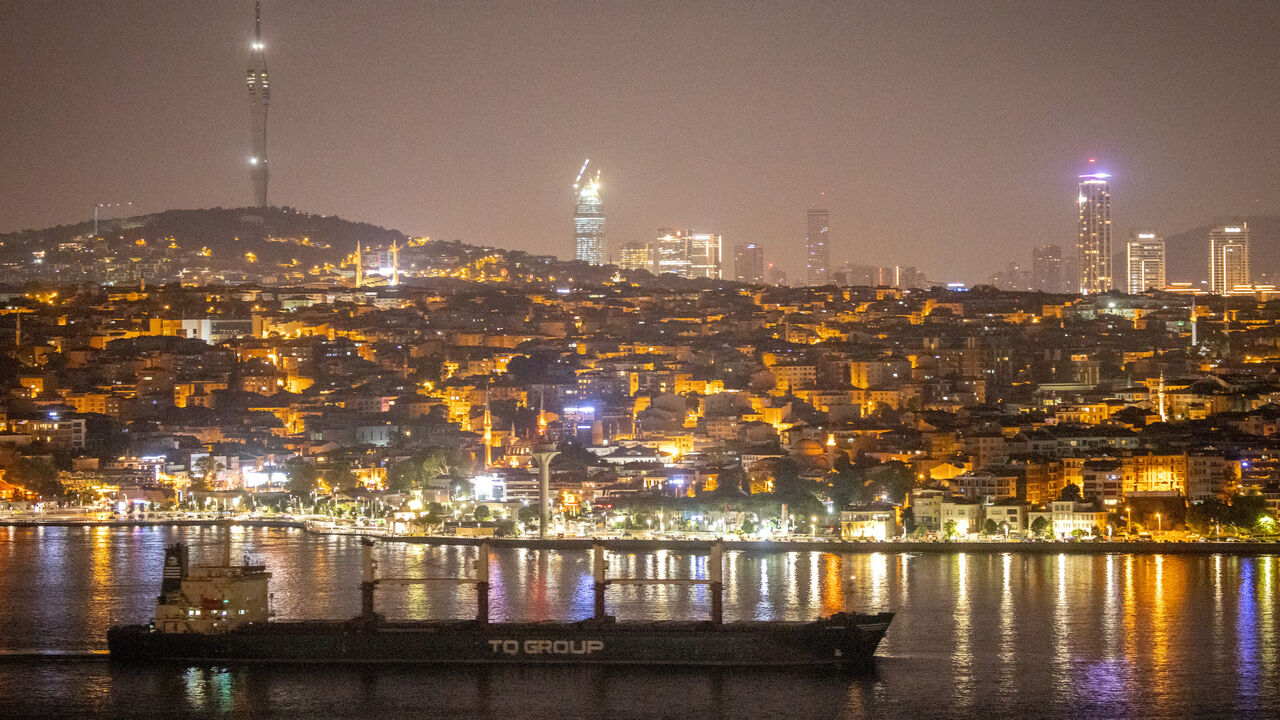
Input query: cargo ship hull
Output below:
<box><xmin>108</xmin><ymin>613</ymin><xmax>892</xmax><ymax>668</ymax></box>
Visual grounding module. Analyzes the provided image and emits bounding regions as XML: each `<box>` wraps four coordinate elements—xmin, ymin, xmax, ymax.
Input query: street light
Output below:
<box><xmin>1126</xmin><ymin>506</ymin><xmax>1132</xmax><ymax>536</ymax></box>
<box><xmin>811</xmin><ymin>515</ymin><xmax>818</xmax><ymax>538</ymax></box>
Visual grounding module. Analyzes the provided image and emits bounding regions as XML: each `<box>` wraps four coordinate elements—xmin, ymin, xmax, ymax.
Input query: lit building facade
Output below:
<box><xmin>1125</xmin><ymin>232</ymin><xmax>1165</xmax><ymax>293</ymax></box>
<box><xmin>805</xmin><ymin>208</ymin><xmax>830</xmax><ymax>286</ymax></box>
<box><xmin>654</xmin><ymin>228</ymin><xmax>690</xmax><ymax>276</ymax></box>
<box><xmin>1076</xmin><ymin>172</ymin><xmax>1112</xmax><ymax>293</ymax></box>
<box><xmin>1209</xmin><ymin>222</ymin><xmax>1250</xmax><ymax>294</ymax></box>
<box><xmin>574</xmin><ymin>177</ymin><xmax>606</xmax><ymax>265</ymax></box>
<box><xmin>734</xmin><ymin>242</ymin><xmax>764</xmax><ymax>283</ymax></box>
<box><xmin>1032</xmin><ymin>244</ymin><xmax>1064</xmax><ymax>293</ymax></box>
<box><xmin>651</xmin><ymin>228</ymin><xmax>721</xmax><ymax>279</ymax></box>
<box><xmin>617</xmin><ymin>241</ymin><xmax>653</xmax><ymax>273</ymax></box>
<box><xmin>686</xmin><ymin>232</ymin><xmax>722</xmax><ymax>279</ymax></box>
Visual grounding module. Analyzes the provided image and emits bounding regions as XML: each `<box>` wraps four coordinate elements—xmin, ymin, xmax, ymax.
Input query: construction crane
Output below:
<box><xmin>572</xmin><ymin>158</ymin><xmax>601</xmax><ymax>198</ymax></box>
<box><xmin>572</xmin><ymin>158</ymin><xmax>591</xmax><ymax>195</ymax></box>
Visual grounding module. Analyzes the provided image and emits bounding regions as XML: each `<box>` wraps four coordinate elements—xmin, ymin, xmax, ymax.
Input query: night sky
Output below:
<box><xmin>2</xmin><ymin>1</ymin><xmax>1277</xmax><ymax>283</ymax></box>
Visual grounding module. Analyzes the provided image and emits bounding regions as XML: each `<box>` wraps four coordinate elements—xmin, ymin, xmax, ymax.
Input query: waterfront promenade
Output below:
<box><xmin>3</xmin><ymin>514</ymin><xmax>1277</xmax><ymax>556</ymax></box>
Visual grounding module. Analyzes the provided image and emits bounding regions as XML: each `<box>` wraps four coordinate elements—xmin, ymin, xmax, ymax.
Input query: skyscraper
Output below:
<box><xmin>245</xmin><ymin>2</ymin><xmax>270</xmax><ymax>208</ymax></box>
<box><xmin>651</xmin><ymin>228</ymin><xmax>720</xmax><ymax>279</ymax></box>
<box><xmin>1032</xmin><ymin>244</ymin><xmax>1064</xmax><ymax>292</ymax></box>
<box><xmin>617</xmin><ymin>241</ymin><xmax>653</xmax><ymax>273</ymax></box>
<box><xmin>1209</xmin><ymin>222</ymin><xmax>1250</xmax><ymax>294</ymax></box>
<box><xmin>805</xmin><ymin>208</ymin><xmax>830</xmax><ymax>286</ymax></box>
<box><xmin>686</xmin><ymin>232</ymin><xmax>722</xmax><ymax>279</ymax></box>
<box><xmin>734</xmin><ymin>243</ymin><xmax>764</xmax><ymax>283</ymax></box>
<box><xmin>1125</xmin><ymin>232</ymin><xmax>1165</xmax><ymax>293</ymax></box>
<box><xmin>654</xmin><ymin>228</ymin><xmax>690</xmax><ymax>276</ymax></box>
<box><xmin>1076</xmin><ymin>171</ymin><xmax>1112</xmax><ymax>293</ymax></box>
<box><xmin>573</xmin><ymin>161</ymin><xmax>606</xmax><ymax>264</ymax></box>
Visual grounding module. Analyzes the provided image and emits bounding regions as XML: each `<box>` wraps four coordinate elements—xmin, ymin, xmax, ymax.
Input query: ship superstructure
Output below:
<box><xmin>151</xmin><ymin>541</ymin><xmax>270</xmax><ymax>634</ymax></box>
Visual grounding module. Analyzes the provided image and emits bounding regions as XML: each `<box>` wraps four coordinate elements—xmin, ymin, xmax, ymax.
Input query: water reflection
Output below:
<box><xmin>0</xmin><ymin>528</ymin><xmax>1278</xmax><ymax>719</ymax></box>
<box><xmin>997</xmin><ymin>553</ymin><xmax>1014</xmax><ymax>696</ymax></box>
<box><xmin>952</xmin><ymin>552</ymin><xmax>972</xmax><ymax>710</ymax></box>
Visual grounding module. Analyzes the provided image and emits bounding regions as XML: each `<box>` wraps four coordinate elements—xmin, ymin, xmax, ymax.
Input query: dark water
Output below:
<box><xmin>0</xmin><ymin>525</ymin><xmax>1277</xmax><ymax>719</ymax></box>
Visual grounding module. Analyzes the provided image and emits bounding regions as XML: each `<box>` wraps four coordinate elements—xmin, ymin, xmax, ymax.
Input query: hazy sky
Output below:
<box><xmin>2</xmin><ymin>1</ymin><xmax>1277</xmax><ymax>282</ymax></box>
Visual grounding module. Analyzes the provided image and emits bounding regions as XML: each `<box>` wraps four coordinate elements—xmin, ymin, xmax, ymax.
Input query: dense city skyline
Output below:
<box><xmin>1</xmin><ymin>1</ymin><xmax>1278</xmax><ymax>283</ymax></box>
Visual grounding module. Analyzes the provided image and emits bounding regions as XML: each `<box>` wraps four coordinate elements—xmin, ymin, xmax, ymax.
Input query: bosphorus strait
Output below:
<box><xmin>1</xmin><ymin>526</ymin><xmax>1276</xmax><ymax>719</ymax></box>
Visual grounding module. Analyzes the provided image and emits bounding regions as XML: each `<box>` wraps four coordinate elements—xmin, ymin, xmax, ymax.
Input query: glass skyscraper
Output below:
<box><xmin>574</xmin><ymin>177</ymin><xmax>606</xmax><ymax>265</ymax></box>
<box><xmin>734</xmin><ymin>242</ymin><xmax>764</xmax><ymax>283</ymax></box>
<box><xmin>805</xmin><ymin>208</ymin><xmax>830</xmax><ymax>286</ymax></box>
<box><xmin>1125</xmin><ymin>232</ymin><xmax>1165</xmax><ymax>293</ymax></box>
<box><xmin>1209</xmin><ymin>222</ymin><xmax>1250</xmax><ymax>294</ymax></box>
<box><xmin>1076</xmin><ymin>172</ymin><xmax>1112</xmax><ymax>293</ymax></box>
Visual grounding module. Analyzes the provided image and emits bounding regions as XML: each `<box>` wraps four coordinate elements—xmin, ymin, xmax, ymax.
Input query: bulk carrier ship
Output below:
<box><xmin>108</xmin><ymin>537</ymin><xmax>892</xmax><ymax>668</ymax></box>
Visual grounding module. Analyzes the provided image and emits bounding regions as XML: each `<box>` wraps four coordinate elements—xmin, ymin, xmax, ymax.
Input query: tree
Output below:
<box><xmin>419</xmin><ymin>445</ymin><xmax>463</xmax><ymax>479</ymax></box>
<box><xmin>386</xmin><ymin>459</ymin><xmax>424</xmax><ymax>493</ymax></box>
<box><xmin>285</xmin><ymin>458</ymin><xmax>319</xmax><ymax>496</ymax></box>
<box><xmin>474</xmin><ymin>505</ymin><xmax>491</xmax><ymax>522</ymax></box>
<box><xmin>983</xmin><ymin>519</ymin><xmax>999</xmax><ymax>536</ymax></box>
<box><xmin>1059</xmin><ymin>483</ymin><xmax>1083</xmax><ymax>502</ymax></box>
<box><xmin>326</xmin><ymin>460</ymin><xmax>360</xmax><ymax>494</ymax></box>
<box><xmin>942</xmin><ymin>519</ymin><xmax>959</xmax><ymax>541</ymax></box>
<box><xmin>517</xmin><ymin>505</ymin><xmax>541</xmax><ymax>525</ymax></box>
<box><xmin>1030</xmin><ymin>516</ymin><xmax>1052</xmax><ymax>538</ymax></box>
<box><xmin>7</xmin><ymin>457</ymin><xmax>62</xmax><ymax>499</ymax></box>
<box><xmin>191</xmin><ymin>456</ymin><xmax>223</xmax><ymax>492</ymax></box>
<box><xmin>449</xmin><ymin>478</ymin><xmax>474</xmax><ymax>500</ymax></box>
<box><xmin>496</xmin><ymin>518</ymin><xmax>518</xmax><ymax>537</ymax></box>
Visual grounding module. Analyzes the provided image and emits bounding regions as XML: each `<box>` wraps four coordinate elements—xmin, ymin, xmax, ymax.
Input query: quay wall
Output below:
<box><xmin>4</xmin><ymin>518</ymin><xmax>1276</xmax><ymax>556</ymax></box>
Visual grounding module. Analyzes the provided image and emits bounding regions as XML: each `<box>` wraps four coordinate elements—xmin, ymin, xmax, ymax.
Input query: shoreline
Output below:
<box><xmin>387</xmin><ymin>536</ymin><xmax>1280</xmax><ymax>557</ymax></box>
<box><xmin>4</xmin><ymin>518</ymin><xmax>1278</xmax><ymax>556</ymax></box>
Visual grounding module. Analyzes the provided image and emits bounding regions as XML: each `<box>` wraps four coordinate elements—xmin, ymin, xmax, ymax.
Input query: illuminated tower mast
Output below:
<box><xmin>389</xmin><ymin>239</ymin><xmax>400</xmax><ymax>286</ymax></box>
<box><xmin>245</xmin><ymin>2</ymin><xmax>270</xmax><ymax>208</ymax></box>
<box><xmin>354</xmin><ymin>240</ymin><xmax>364</xmax><ymax>287</ymax></box>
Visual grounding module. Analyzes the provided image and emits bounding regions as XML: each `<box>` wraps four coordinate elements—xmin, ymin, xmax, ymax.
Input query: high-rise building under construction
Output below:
<box><xmin>573</xmin><ymin>160</ymin><xmax>606</xmax><ymax>264</ymax></box>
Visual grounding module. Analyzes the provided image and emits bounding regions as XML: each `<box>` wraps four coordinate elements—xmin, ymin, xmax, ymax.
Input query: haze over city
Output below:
<box><xmin>2</xmin><ymin>0</ymin><xmax>1278</xmax><ymax>283</ymax></box>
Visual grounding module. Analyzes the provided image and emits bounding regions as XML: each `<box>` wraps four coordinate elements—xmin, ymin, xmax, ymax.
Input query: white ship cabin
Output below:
<box><xmin>153</xmin><ymin>542</ymin><xmax>271</xmax><ymax>634</ymax></box>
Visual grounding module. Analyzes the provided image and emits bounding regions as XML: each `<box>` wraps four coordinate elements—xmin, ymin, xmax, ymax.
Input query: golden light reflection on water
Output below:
<box><xmin>1149</xmin><ymin>554</ymin><xmax>1173</xmax><ymax>697</ymax></box>
<box><xmin>868</xmin><ymin>552</ymin><xmax>887</xmax><ymax>609</ymax></box>
<box><xmin>952</xmin><ymin>552</ymin><xmax>972</xmax><ymax>709</ymax></box>
<box><xmin>820</xmin><ymin>553</ymin><xmax>844</xmax><ymax>616</ymax></box>
<box><xmin>1051</xmin><ymin>552</ymin><xmax>1068</xmax><ymax>702</ymax></box>
<box><xmin>1262</xmin><ymin>557</ymin><xmax>1275</xmax><ymax>694</ymax></box>
<box><xmin>1102</xmin><ymin>554</ymin><xmax>1118</xmax><ymax>661</ymax></box>
<box><xmin>997</xmin><ymin>553</ymin><xmax>1014</xmax><ymax>694</ymax></box>
<box><xmin>897</xmin><ymin>553</ymin><xmax>910</xmax><ymax>605</ymax></box>
<box><xmin>88</xmin><ymin>526</ymin><xmax>112</xmax><ymax>629</ymax></box>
